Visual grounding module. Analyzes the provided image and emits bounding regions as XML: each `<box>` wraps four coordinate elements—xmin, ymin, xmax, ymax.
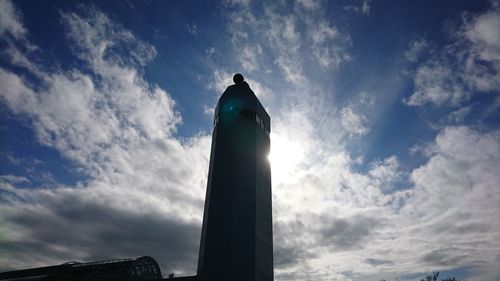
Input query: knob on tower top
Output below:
<box><xmin>233</xmin><ymin>73</ymin><xmax>244</xmax><ymax>84</ymax></box>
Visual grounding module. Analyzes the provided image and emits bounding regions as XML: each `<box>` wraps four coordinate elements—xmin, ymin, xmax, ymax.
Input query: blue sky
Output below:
<box><xmin>1</xmin><ymin>0</ymin><xmax>499</xmax><ymax>280</ymax></box>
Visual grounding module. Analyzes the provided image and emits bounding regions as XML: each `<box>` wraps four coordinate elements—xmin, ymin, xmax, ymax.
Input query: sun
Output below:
<box><xmin>268</xmin><ymin>133</ymin><xmax>305</xmax><ymax>183</ymax></box>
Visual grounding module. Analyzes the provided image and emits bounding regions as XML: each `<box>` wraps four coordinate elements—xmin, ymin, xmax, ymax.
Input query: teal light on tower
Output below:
<box><xmin>197</xmin><ymin>74</ymin><xmax>273</xmax><ymax>281</ymax></box>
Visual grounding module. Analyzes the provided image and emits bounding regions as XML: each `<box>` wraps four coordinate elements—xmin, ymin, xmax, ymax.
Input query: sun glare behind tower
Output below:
<box><xmin>197</xmin><ymin>74</ymin><xmax>273</xmax><ymax>281</ymax></box>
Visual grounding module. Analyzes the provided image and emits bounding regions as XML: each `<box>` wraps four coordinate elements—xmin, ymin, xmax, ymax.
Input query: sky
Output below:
<box><xmin>0</xmin><ymin>0</ymin><xmax>499</xmax><ymax>280</ymax></box>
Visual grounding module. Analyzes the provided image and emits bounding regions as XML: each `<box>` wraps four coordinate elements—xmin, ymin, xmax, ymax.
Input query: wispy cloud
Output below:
<box><xmin>222</xmin><ymin>0</ymin><xmax>351</xmax><ymax>86</ymax></box>
<box><xmin>0</xmin><ymin>0</ymin><xmax>26</xmax><ymax>39</ymax></box>
<box><xmin>340</xmin><ymin>106</ymin><xmax>369</xmax><ymax>137</ymax></box>
<box><xmin>405</xmin><ymin>38</ymin><xmax>430</xmax><ymax>62</ymax></box>
<box><xmin>344</xmin><ymin>0</ymin><xmax>372</xmax><ymax>16</ymax></box>
<box><xmin>310</xmin><ymin>20</ymin><xmax>351</xmax><ymax>69</ymax></box>
<box><xmin>0</xmin><ymin>175</ymin><xmax>30</xmax><ymax>184</ymax></box>
<box><xmin>406</xmin><ymin>4</ymin><xmax>500</xmax><ymax>107</ymax></box>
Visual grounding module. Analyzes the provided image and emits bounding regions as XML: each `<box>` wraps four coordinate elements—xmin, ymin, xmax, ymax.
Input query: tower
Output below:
<box><xmin>197</xmin><ymin>74</ymin><xmax>273</xmax><ymax>281</ymax></box>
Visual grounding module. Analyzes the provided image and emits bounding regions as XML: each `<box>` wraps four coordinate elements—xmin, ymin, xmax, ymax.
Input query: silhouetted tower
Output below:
<box><xmin>197</xmin><ymin>74</ymin><xmax>273</xmax><ymax>281</ymax></box>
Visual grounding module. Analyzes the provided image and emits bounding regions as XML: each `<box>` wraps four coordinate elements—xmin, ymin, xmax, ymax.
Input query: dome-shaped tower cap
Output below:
<box><xmin>233</xmin><ymin>73</ymin><xmax>244</xmax><ymax>84</ymax></box>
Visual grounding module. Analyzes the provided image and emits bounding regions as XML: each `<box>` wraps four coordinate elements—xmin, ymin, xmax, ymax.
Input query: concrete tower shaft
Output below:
<box><xmin>197</xmin><ymin>78</ymin><xmax>273</xmax><ymax>281</ymax></box>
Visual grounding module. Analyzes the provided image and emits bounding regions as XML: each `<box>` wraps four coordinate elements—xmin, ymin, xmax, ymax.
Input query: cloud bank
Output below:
<box><xmin>0</xmin><ymin>5</ymin><xmax>210</xmax><ymax>275</ymax></box>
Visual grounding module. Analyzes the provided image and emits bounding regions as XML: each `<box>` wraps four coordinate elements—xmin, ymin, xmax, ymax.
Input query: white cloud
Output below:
<box><xmin>425</xmin><ymin>104</ymin><xmax>474</xmax><ymax>129</ymax></box>
<box><xmin>361</xmin><ymin>0</ymin><xmax>371</xmax><ymax>15</ymax></box>
<box><xmin>340</xmin><ymin>106</ymin><xmax>369</xmax><ymax>137</ymax></box>
<box><xmin>263</xmin><ymin>11</ymin><xmax>305</xmax><ymax>85</ymax></box>
<box><xmin>399</xmin><ymin>126</ymin><xmax>500</xmax><ymax>271</ymax></box>
<box><xmin>0</xmin><ymin>175</ymin><xmax>30</xmax><ymax>184</ymax></box>
<box><xmin>272</xmin><ymin>126</ymin><xmax>500</xmax><ymax>280</ymax></box>
<box><xmin>222</xmin><ymin>0</ymin><xmax>350</xmax><ymax>85</ymax></box>
<box><xmin>203</xmin><ymin>104</ymin><xmax>215</xmax><ymax>117</ymax></box>
<box><xmin>310</xmin><ymin>21</ymin><xmax>351</xmax><ymax>69</ymax></box>
<box><xmin>296</xmin><ymin>0</ymin><xmax>322</xmax><ymax>11</ymax></box>
<box><xmin>406</xmin><ymin>4</ymin><xmax>500</xmax><ymax>107</ymax></box>
<box><xmin>344</xmin><ymin>0</ymin><xmax>372</xmax><ymax>16</ymax></box>
<box><xmin>0</xmin><ymin>0</ymin><xmax>26</xmax><ymax>39</ymax></box>
<box><xmin>224</xmin><ymin>0</ymin><xmax>250</xmax><ymax>7</ymax></box>
<box><xmin>407</xmin><ymin>63</ymin><xmax>468</xmax><ymax>106</ymax></box>
<box><xmin>368</xmin><ymin>156</ymin><xmax>403</xmax><ymax>193</ymax></box>
<box><xmin>465</xmin><ymin>7</ymin><xmax>500</xmax><ymax>61</ymax></box>
<box><xmin>405</xmin><ymin>38</ymin><xmax>430</xmax><ymax>62</ymax></box>
<box><xmin>463</xmin><ymin>6</ymin><xmax>500</xmax><ymax>92</ymax></box>
<box><xmin>209</xmin><ymin>69</ymin><xmax>233</xmax><ymax>94</ymax></box>
<box><xmin>447</xmin><ymin>105</ymin><xmax>472</xmax><ymax>123</ymax></box>
<box><xmin>0</xmin><ymin>4</ymin><xmax>211</xmax><ymax>275</ymax></box>
<box><xmin>268</xmin><ymin>100</ymin><xmax>500</xmax><ymax>279</ymax></box>
<box><xmin>409</xmin><ymin>126</ymin><xmax>500</xmax><ymax>213</ymax></box>
<box><xmin>240</xmin><ymin>44</ymin><xmax>262</xmax><ymax>72</ymax></box>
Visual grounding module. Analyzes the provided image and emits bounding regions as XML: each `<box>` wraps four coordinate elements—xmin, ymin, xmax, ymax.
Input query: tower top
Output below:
<box><xmin>215</xmin><ymin>75</ymin><xmax>270</xmax><ymax>133</ymax></box>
